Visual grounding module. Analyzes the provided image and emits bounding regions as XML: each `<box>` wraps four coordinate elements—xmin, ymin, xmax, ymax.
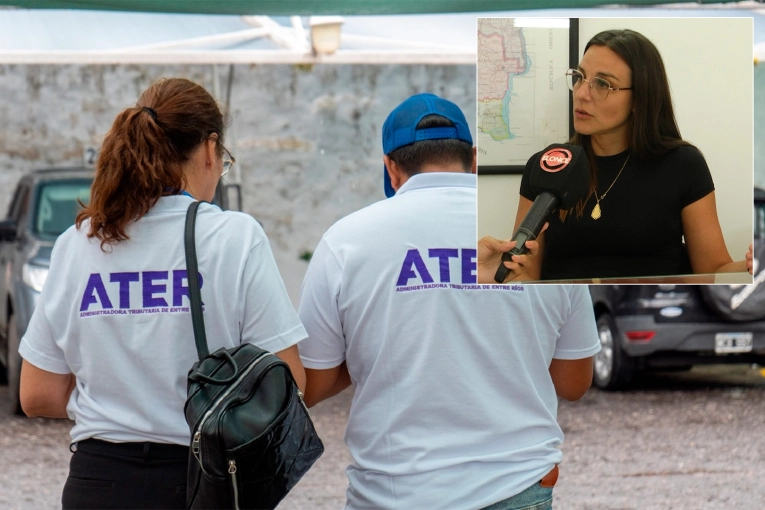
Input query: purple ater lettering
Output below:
<box><xmin>110</xmin><ymin>272</ymin><xmax>139</xmax><ymax>309</ymax></box>
<box><xmin>173</xmin><ymin>270</ymin><xmax>204</xmax><ymax>307</ymax></box>
<box><xmin>428</xmin><ymin>249</ymin><xmax>458</xmax><ymax>283</ymax></box>
<box><xmin>143</xmin><ymin>271</ymin><xmax>169</xmax><ymax>308</ymax></box>
<box><xmin>396</xmin><ymin>249</ymin><xmax>434</xmax><ymax>286</ymax></box>
<box><xmin>461</xmin><ymin>249</ymin><xmax>477</xmax><ymax>284</ymax></box>
<box><xmin>80</xmin><ymin>273</ymin><xmax>113</xmax><ymax>311</ymax></box>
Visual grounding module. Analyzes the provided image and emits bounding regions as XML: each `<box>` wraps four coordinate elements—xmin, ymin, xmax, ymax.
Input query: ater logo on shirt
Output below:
<box><xmin>396</xmin><ymin>248</ymin><xmax>478</xmax><ymax>292</ymax></box>
<box><xmin>78</xmin><ymin>270</ymin><xmax>204</xmax><ymax>318</ymax></box>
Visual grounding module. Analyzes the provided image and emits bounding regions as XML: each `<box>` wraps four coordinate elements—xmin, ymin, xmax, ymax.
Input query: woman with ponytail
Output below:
<box><xmin>17</xmin><ymin>78</ymin><xmax>308</xmax><ymax>509</ymax></box>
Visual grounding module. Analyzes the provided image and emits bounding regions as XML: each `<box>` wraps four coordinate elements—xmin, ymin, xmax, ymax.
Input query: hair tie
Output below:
<box><xmin>142</xmin><ymin>106</ymin><xmax>158</xmax><ymax>121</ymax></box>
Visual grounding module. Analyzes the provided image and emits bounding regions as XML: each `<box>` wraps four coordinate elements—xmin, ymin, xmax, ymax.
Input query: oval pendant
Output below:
<box><xmin>591</xmin><ymin>203</ymin><xmax>601</xmax><ymax>220</ymax></box>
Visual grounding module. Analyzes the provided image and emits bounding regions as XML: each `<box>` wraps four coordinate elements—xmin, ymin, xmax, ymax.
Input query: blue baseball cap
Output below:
<box><xmin>382</xmin><ymin>93</ymin><xmax>473</xmax><ymax>198</ymax></box>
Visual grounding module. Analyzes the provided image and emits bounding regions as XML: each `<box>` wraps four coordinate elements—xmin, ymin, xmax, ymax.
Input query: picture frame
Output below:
<box><xmin>476</xmin><ymin>18</ymin><xmax>578</xmax><ymax>175</ymax></box>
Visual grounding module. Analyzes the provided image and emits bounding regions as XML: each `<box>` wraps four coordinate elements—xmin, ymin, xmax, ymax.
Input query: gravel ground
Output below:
<box><xmin>553</xmin><ymin>366</ymin><xmax>765</xmax><ymax>510</ymax></box>
<box><xmin>1</xmin><ymin>365</ymin><xmax>763</xmax><ymax>509</ymax></box>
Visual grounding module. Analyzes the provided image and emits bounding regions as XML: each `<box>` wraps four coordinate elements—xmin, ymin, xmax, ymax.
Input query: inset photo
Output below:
<box><xmin>477</xmin><ymin>17</ymin><xmax>754</xmax><ymax>285</ymax></box>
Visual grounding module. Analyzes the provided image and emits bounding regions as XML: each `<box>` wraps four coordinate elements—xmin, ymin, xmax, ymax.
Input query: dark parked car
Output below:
<box><xmin>0</xmin><ymin>168</ymin><xmax>93</xmax><ymax>413</ymax></box>
<box><xmin>0</xmin><ymin>168</ymin><xmax>241</xmax><ymax>413</ymax></box>
<box><xmin>589</xmin><ymin>188</ymin><xmax>765</xmax><ymax>390</ymax></box>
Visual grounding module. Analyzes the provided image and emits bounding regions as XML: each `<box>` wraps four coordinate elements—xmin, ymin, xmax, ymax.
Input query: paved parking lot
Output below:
<box><xmin>1</xmin><ymin>365</ymin><xmax>763</xmax><ymax>509</ymax></box>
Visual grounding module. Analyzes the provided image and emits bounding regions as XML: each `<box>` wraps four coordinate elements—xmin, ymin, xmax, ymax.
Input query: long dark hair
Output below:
<box><xmin>77</xmin><ymin>78</ymin><xmax>224</xmax><ymax>249</ymax></box>
<box><xmin>567</xmin><ymin>29</ymin><xmax>690</xmax><ymax>218</ymax></box>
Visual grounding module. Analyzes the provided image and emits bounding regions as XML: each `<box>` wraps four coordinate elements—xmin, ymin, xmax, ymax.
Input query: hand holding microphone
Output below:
<box><xmin>493</xmin><ymin>144</ymin><xmax>590</xmax><ymax>283</ymax></box>
<box><xmin>478</xmin><ymin>228</ymin><xmax>546</xmax><ymax>283</ymax></box>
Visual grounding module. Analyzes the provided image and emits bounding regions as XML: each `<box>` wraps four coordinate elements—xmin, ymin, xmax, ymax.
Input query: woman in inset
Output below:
<box><xmin>479</xmin><ymin>29</ymin><xmax>753</xmax><ymax>281</ymax></box>
<box><xmin>18</xmin><ymin>78</ymin><xmax>307</xmax><ymax>509</ymax></box>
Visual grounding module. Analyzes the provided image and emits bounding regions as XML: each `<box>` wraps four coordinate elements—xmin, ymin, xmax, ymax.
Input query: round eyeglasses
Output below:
<box><xmin>565</xmin><ymin>69</ymin><xmax>632</xmax><ymax>101</ymax></box>
<box><xmin>220</xmin><ymin>144</ymin><xmax>236</xmax><ymax>177</ymax></box>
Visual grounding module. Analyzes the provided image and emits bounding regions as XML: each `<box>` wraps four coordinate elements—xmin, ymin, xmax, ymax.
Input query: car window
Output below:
<box><xmin>756</xmin><ymin>200</ymin><xmax>765</xmax><ymax>240</ymax></box>
<box><xmin>33</xmin><ymin>179</ymin><xmax>92</xmax><ymax>238</ymax></box>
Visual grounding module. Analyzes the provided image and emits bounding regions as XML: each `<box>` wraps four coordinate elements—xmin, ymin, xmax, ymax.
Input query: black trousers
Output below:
<box><xmin>62</xmin><ymin>438</ymin><xmax>189</xmax><ymax>509</ymax></box>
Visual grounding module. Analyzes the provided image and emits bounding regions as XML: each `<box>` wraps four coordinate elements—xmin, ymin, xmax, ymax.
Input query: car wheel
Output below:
<box><xmin>7</xmin><ymin>314</ymin><xmax>23</xmax><ymax>415</ymax></box>
<box><xmin>593</xmin><ymin>313</ymin><xmax>636</xmax><ymax>391</ymax></box>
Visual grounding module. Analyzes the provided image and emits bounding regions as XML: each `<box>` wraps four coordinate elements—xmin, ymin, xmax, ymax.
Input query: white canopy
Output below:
<box><xmin>0</xmin><ymin>4</ymin><xmax>763</xmax><ymax>64</ymax></box>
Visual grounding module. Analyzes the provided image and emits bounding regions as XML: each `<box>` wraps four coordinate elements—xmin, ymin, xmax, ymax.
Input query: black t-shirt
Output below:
<box><xmin>519</xmin><ymin>145</ymin><xmax>715</xmax><ymax>280</ymax></box>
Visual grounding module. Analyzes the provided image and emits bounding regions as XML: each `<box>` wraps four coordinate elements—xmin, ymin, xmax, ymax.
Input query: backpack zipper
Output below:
<box><xmin>228</xmin><ymin>459</ymin><xmax>240</xmax><ymax>509</ymax></box>
<box><xmin>297</xmin><ymin>388</ymin><xmax>311</xmax><ymax>415</ymax></box>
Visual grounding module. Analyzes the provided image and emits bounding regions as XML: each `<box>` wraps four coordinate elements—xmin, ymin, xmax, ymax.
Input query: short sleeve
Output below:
<box><xmin>676</xmin><ymin>146</ymin><xmax>715</xmax><ymax>208</ymax></box>
<box><xmin>239</xmin><ymin>236</ymin><xmax>307</xmax><ymax>354</ymax></box>
<box><xmin>519</xmin><ymin>152</ymin><xmax>538</xmax><ymax>201</ymax></box>
<box><xmin>552</xmin><ymin>286</ymin><xmax>601</xmax><ymax>360</ymax></box>
<box><xmin>19</xmin><ymin>292</ymin><xmax>70</xmax><ymax>374</ymax></box>
<box><xmin>297</xmin><ymin>237</ymin><xmax>346</xmax><ymax>370</ymax></box>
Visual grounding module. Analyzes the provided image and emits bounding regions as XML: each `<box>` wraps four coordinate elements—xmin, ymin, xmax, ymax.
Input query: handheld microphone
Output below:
<box><xmin>493</xmin><ymin>144</ymin><xmax>589</xmax><ymax>283</ymax></box>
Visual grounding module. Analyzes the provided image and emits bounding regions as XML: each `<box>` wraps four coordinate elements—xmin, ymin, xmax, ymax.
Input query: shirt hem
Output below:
<box><xmin>300</xmin><ymin>356</ymin><xmax>345</xmax><ymax>370</ymax></box>
<box><xmin>71</xmin><ymin>431</ymin><xmax>190</xmax><ymax>446</ymax></box>
<box><xmin>553</xmin><ymin>344</ymin><xmax>601</xmax><ymax>360</ymax></box>
<box><xmin>247</xmin><ymin>322</ymin><xmax>307</xmax><ymax>354</ymax></box>
<box><xmin>18</xmin><ymin>341</ymin><xmax>70</xmax><ymax>374</ymax></box>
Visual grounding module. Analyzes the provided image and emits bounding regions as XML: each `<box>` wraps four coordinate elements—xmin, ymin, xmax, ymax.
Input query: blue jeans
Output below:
<box><xmin>480</xmin><ymin>483</ymin><xmax>553</xmax><ymax>510</ymax></box>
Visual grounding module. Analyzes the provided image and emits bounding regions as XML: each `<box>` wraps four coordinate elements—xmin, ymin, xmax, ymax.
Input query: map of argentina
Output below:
<box><xmin>478</xmin><ymin>19</ymin><xmax>529</xmax><ymax>143</ymax></box>
<box><xmin>477</xmin><ymin>19</ymin><xmax>571</xmax><ymax>167</ymax></box>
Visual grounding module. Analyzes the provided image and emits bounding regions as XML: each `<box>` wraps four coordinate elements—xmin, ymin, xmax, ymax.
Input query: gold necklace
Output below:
<box><xmin>591</xmin><ymin>153</ymin><xmax>631</xmax><ymax>220</ymax></box>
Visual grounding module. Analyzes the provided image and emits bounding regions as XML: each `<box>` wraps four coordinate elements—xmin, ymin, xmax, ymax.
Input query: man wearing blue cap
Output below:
<box><xmin>297</xmin><ymin>93</ymin><xmax>599</xmax><ymax>510</ymax></box>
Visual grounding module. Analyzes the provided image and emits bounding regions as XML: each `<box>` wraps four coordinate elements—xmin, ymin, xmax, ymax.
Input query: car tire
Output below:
<box><xmin>7</xmin><ymin>314</ymin><xmax>23</xmax><ymax>415</ymax></box>
<box><xmin>592</xmin><ymin>313</ymin><xmax>636</xmax><ymax>391</ymax></box>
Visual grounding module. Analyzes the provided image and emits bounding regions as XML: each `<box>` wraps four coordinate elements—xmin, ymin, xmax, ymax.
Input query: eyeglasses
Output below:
<box><xmin>220</xmin><ymin>144</ymin><xmax>236</xmax><ymax>177</ymax></box>
<box><xmin>565</xmin><ymin>69</ymin><xmax>633</xmax><ymax>101</ymax></box>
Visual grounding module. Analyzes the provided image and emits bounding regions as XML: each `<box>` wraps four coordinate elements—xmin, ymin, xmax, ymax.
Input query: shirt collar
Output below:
<box><xmin>395</xmin><ymin>172</ymin><xmax>476</xmax><ymax>197</ymax></box>
<box><xmin>146</xmin><ymin>194</ymin><xmax>197</xmax><ymax>214</ymax></box>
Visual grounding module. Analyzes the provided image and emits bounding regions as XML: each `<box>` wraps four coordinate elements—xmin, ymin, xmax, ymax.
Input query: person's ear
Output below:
<box><xmin>383</xmin><ymin>155</ymin><xmax>404</xmax><ymax>191</ymax></box>
<box><xmin>470</xmin><ymin>146</ymin><xmax>477</xmax><ymax>174</ymax></box>
<box><xmin>205</xmin><ymin>135</ymin><xmax>218</xmax><ymax>168</ymax></box>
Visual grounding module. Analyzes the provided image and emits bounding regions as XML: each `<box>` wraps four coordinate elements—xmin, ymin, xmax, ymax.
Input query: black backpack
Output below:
<box><xmin>182</xmin><ymin>201</ymin><xmax>324</xmax><ymax>509</ymax></box>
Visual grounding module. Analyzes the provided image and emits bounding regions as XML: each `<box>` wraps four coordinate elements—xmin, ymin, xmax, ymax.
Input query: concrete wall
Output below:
<box><xmin>0</xmin><ymin>64</ymin><xmax>476</xmax><ymax>305</ymax></box>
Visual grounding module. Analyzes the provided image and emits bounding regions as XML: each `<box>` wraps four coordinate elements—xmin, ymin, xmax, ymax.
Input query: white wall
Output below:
<box><xmin>479</xmin><ymin>17</ymin><xmax>754</xmax><ymax>264</ymax></box>
<box><xmin>580</xmin><ymin>17</ymin><xmax>753</xmax><ymax>261</ymax></box>
<box><xmin>477</xmin><ymin>174</ymin><xmax>521</xmax><ymax>240</ymax></box>
<box><xmin>0</xmin><ymin>63</ymin><xmax>476</xmax><ymax>306</ymax></box>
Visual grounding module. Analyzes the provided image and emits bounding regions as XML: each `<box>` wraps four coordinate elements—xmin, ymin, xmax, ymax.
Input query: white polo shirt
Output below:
<box><xmin>298</xmin><ymin>172</ymin><xmax>600</xmax><ymax>510</ymax></box>
<box><xmin>20</xmin><ymin>195</ymin><xmax>306</xmax><ymax>445</ymax></box>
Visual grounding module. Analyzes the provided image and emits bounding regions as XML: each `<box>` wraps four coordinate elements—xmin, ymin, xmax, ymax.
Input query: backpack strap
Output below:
<box><xmin>184</xmin><ymin>201</ymin><xmax>209</xmax><ymax>360</ymax></box>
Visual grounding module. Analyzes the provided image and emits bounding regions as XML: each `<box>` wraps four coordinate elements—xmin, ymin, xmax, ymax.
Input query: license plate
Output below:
<box><xmin>714</xmin><ymin>332</ymin><xmax>753</xmax><ymax>354</ymax></box>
